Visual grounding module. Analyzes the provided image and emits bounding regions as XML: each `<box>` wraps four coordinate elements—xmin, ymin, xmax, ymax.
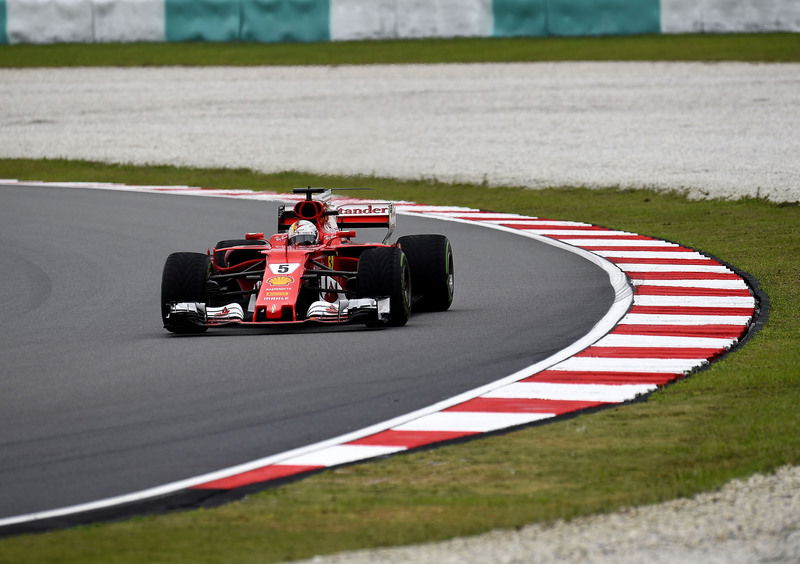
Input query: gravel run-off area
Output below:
<box><xmin>297</xmin><ymin>465</ymin><xmax>800</xmax><ymax>564</ymax></box>
<box><xmin>1</xmin><ymin>62</ymin><xmax>799</xmax><ymax>202</ymax></box>
<box><xmin>0</xmin><ymin>63</ymin><xmax>798</xmax><ymax>561</ymax></box>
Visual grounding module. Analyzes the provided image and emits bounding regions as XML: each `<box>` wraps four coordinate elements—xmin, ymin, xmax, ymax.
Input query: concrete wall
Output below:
<box><xmin>6</xmin><ymin>0</ymin><xmax>163</xmax><ymax>43</ymax></box>
<box><xmin>331</xmin><ymin>0</ymin><xmax>492</xmax><ymax>41</ymax></box>
<box><xmin>662</xmin><ymin>0</ymin><xmax>800</xmax><ymax>33</ymax></box>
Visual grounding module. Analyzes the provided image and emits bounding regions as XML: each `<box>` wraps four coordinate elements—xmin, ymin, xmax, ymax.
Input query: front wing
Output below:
<box><xmin>167</xmin><ymin>297</ymin><xmax>390</xmax><ymax>328</ymax></box>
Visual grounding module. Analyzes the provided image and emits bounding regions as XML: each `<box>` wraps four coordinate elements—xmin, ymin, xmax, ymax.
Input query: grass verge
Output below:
<box><xmin>0</xmin><ymin>159</ymin><xmax>797</xmax><ymax>563</ymax></box>
<box><xmin>1</xmin><ymin>33</ymin><xmax>799</xmax><ymax>67</ymax></box>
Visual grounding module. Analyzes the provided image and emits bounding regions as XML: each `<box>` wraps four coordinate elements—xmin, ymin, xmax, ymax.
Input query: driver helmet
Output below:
<box><xmin>288</xmin><ymin>220</ymin><xmax>318</xmax><ymax>246</ymax></box>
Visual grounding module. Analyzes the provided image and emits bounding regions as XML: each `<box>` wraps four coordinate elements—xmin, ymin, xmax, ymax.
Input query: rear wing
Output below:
<box><xmin>335</xmin><ymin>202</ymin><xmax>396</xmax><ymax>241</ymax></box>
<box><xmin>277</xmin><ymin>192</ymin><xmax>396</xmax><ymax>243</ymax></box>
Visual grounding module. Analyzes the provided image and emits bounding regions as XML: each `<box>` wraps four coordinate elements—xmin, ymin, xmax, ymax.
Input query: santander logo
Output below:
<box><xmin>338</xmin><ymin>204</ymin><xmax>389</xmax><ymax>216</ymax></box>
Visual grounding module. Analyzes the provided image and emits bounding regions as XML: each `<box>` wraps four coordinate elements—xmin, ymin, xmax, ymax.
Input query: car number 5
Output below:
<box><xmin>269</xmin><ymin>263</ymin><xmax>300</xmax><ymax>275</ymax></box>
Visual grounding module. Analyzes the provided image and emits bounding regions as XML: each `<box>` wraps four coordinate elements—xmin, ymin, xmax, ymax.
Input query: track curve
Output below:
<box><xmin>0</xmin><ymin>184</ymin><xmax>614</xmax><ymax>522</ymax></box>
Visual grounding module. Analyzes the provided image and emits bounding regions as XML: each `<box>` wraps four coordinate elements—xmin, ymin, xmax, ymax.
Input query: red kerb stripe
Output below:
<box><xmin>577</xmin><ymin>346</ymin><xmax>725</xmax><ymax>359</ymax></box>
<box><xmin>628</xmin><ymin>272</ymin><xmax>739</xmax><ymax>280</ymax></box>
<box><xmin>192</xmin><ymin>465</ymin><xmax>321</xmax><ymax>490</ymax></box>
<box><xmin>445</xmin><ymin>398</ymin><xmax>607</xmax><ymax>415</ymax></box>
<box><xmin>611</xmin><ymin>258</ymin><xmax>721</xmax><ymax>265</ymax></box>
<box><xmin>529</xmin><ymin>370</ymin><xmax>679</xmax><ymax>385</ymax></box>
<box><xmin>634</xmin><ymin>286</ymin><xmax>752</xmax><ymax>297</ymax></box>
<box><xmin>147</xmin><ymin>187</ymin><xmax>199</xmax><ymax>191</ymax></box>
<box><xmin>347</xmin><ymin>430</ymin><xmax>477</xmax><ymax>448</ymax></box>
<box><xmin>581</xmin><ymin>246</ymin><xmax>694</xmax><ymax>252</ymax></box>
<box><xmin>612</xmin><ymin>324</ymin><xmax>746</xmax><ymax>338</ymax></box>
<box><xmin>630</xmin><ymin>305</ymin><xmax>754</xmax><ymax>316</ymax></box>
<box><xmin>554</xmin><ymin>235</ymin><xmax>655</xmax><ymax>240</ymax></box>
<box><xmin>504</xmin><ymin>224</ymin><xmax>603</xmax><ymax>230</ymax></box>
<box><xmin>452</xmin><ymin>216</ymin><xmax>535</xmax><ymax>221</ymax></box>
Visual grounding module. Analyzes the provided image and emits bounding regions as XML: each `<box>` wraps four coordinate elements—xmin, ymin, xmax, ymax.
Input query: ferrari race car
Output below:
<box><xmin>161</xmin><ymin>188</ymin><xmax>454</xmax><ymax>333</ymax></box>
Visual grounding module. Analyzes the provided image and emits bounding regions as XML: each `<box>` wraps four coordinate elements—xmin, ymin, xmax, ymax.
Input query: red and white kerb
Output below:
<box><xmin>187</xmin><ymin>202</ymin><xmax>757</xmax><ymax>490</ymax></box>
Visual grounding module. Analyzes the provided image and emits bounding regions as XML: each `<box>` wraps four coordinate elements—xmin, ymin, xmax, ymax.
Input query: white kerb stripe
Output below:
<box><xmin>633</xmin><ymin>295</ymin><xmax>755</xmax><ymax>308</ymax></box>
<box><xmin>395</xmin><ymin>205</ymin><xmax>474</xmax><ymax>212</ymax></box>
<box><xmin>393</xmin><ymin>411</ymin><xmax>553</xmax><ymax>433</ymax></box>
<box><xmin>278</xmin><ymin>444</ymin><xmax>405</xmax><ymax>467</ymax></box>
<box><xmin>595</xmin><ymin>334</ymin><xmax>736</xmax><ymax>349</ymax></box>
<box><xmin>486</xmin><ymin>220</ymin><xmax>593</xmax><ymax>227</ymax></box>
<box><xmin>618</xmin><ymin>264</ymin><xmax>732</xmax><ymax>273</ymax></box>
<box><xmin>395</xmin><ymin>203</ymin><xmax>473</xmax><ymax>208</ymax></box>
<box><xmin>621</xmin><ymin>313</ymin><xmax>752</xmax><ymax>326</ymax></box>
<box><xmin>553</xmin><ymin>357</ymin><xmax>707</xmax><ymax>373</ymax></box>
<box><xmin>567</xmin><ymin>239</ymin><xmax>681</xmax><ymax>247</ymax></box>
<box><xmin>523</xmin><ymin>229</ymin><xmax>634</xmax><ymax>236</ymax></box>
<box><xmin>440</xmin><ymin>213</ymin><xmax>537</xmax><ymax>220</ymax></box>
<box><xmin>482</xmin><ymin>382</ymin><xmax>657</xmax><ymax>403</ymax></box>
<box><xmin>595</xmin><ymin>250</ymin><xmax>710</xmax><ymax>259</ymax></box>
<box><xmin>168</xmin><ymin>189</ymin><xmax>260</xmax><ymax>197</ymax></box>
<box><xmin>631</xmin><ymin>279</ymin><xmax>748</xmax><ymax>289</ymax></box>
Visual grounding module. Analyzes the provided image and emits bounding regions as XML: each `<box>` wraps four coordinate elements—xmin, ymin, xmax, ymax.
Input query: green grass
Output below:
<box><xmin>0</xmin><ymin>159</ymin><xmax>797</xmax><ymax>563</ymax></box>
<box><xmin>1</xmin><ymin>33</ymin><xmax>799</xmax><ymax>67</ymax></box>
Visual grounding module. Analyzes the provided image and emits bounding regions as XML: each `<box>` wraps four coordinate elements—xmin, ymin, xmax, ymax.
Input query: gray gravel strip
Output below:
<box><xmin>1</xmin><ymin>63</ymin><xmax>798</xmax><ymax>202</ymax></box>
<box><xmin>294</xmin><ymin>465</ymin><xmax>800</xmax><ymax>564</ymax></box>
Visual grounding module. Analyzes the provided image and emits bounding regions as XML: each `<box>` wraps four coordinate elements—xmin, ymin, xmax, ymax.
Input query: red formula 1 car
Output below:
<box><xmin>161</xmin><ymin>188</ymin><xmax>454</xmax><ymax>333</ymax></box>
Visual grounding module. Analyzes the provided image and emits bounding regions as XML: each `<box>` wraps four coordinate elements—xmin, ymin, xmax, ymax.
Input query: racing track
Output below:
<box><xmin>0</xmin><ymin>184</ymin><xmax>615</xmax><ymax>524</ymax></box>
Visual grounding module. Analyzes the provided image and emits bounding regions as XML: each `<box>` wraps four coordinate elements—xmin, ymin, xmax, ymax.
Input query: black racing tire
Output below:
<box><xmin>357</xmin><ymin>247</ymin><xmax>412</xmax><ymax>327</ymax></box>
<box><xmin>214</xmin><ymin>239</ymin><xmax>266</xmax><ymax>268</ymax></box>
<box><xmin>397</xmin><ymin>234</ymin><xmax>454</xmax><ymax>312</ymax></box>
<box><xmin>161</xmin><ymin>252</ymin><xmax>210</xmax><ymax>334</ymax></box>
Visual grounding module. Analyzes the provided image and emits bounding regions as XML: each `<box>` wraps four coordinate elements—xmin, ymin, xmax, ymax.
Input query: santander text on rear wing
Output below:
<box><xmin>335</xmin><ymin>202</ymin><xmax>396</xmax><ymax>242</ymax></box>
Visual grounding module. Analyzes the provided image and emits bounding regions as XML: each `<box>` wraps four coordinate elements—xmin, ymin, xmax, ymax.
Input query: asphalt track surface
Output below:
<box><xmin>0</xmin><ymin>184</ymin><xmax>613</xmax><ymax>519</ymax></box>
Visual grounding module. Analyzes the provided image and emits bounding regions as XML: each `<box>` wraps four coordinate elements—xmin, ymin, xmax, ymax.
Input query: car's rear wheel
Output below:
<box><xmin>161</xmin><ymin>252</ymin><xmax>210</xmax><ymax>334</ymax></box>
<box><xmin>397</xmin><ymin>234</ymin><xmax>454</xmax><ymax>312</ymax></box>
<box><xmin>357</xmin><ymin>247</ymin><xmax>411</xmax><ymax>327</ymax></box>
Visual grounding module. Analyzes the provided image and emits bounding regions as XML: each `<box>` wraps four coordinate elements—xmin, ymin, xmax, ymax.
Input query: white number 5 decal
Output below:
<box><xmin>269</xmin><ymin>263</ymin><xmax>300</xmax><ymax>275</ymax></box>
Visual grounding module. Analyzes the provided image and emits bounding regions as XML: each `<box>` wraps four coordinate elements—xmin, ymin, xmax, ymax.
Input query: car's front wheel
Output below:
<box><xmin>357</xmin><ymin>247</ymin><xmax>411</xmax><ymax>327</ymax></box>
<box><xmin>161</xmin><ymin>252</ymin><xmax>210</xmax><ymax>334</ymax></box>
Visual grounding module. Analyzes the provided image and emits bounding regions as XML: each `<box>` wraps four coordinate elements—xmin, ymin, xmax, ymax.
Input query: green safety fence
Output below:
<box><xmin>0</xmin><ymin>1</ymin><xmax>6</xmax><ymax>44</ymax></box>
<box><xmin>493</xmin><ymin>0</ymin><xmax>660</xmax><ymax>37</ymax></box>
<box><xmin>165</xmin><ymin>0</ymin><xmax>330</xmax><ymax>43</ymax></box>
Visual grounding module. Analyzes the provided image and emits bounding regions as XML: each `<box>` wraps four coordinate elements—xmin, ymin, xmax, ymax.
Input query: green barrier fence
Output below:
<box><xmin>493</xmin><ymin>0</ymin><xmax>659</xmax><ymax>37</ymax></box>
<box><xmin>548</xmin><ymin>0</ymin><xmax>659</xmax><ymax>36</ymax></box>
<box><xmin>0</xmin><ymin>1</ymin><xmax>6</xmax><ymax>44</ymax></box>
<box><xmin>493</xmin><ymin>0</ymin><xmax>548</xmax><ymax>37</ymax></box>
<box><xmin>166</xmin><ymin>0</ymin><xmax>240</xmax><ymax>42</ymax></box>
<box><xmin>241</xmin><ymin>0</ymin><xmax>329</xmax><ymax>43</ymax></box>
<box><xmin>166</xmin><ymin>0</ymin><xmax>329</xmax><ymax>43</ymax></box>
